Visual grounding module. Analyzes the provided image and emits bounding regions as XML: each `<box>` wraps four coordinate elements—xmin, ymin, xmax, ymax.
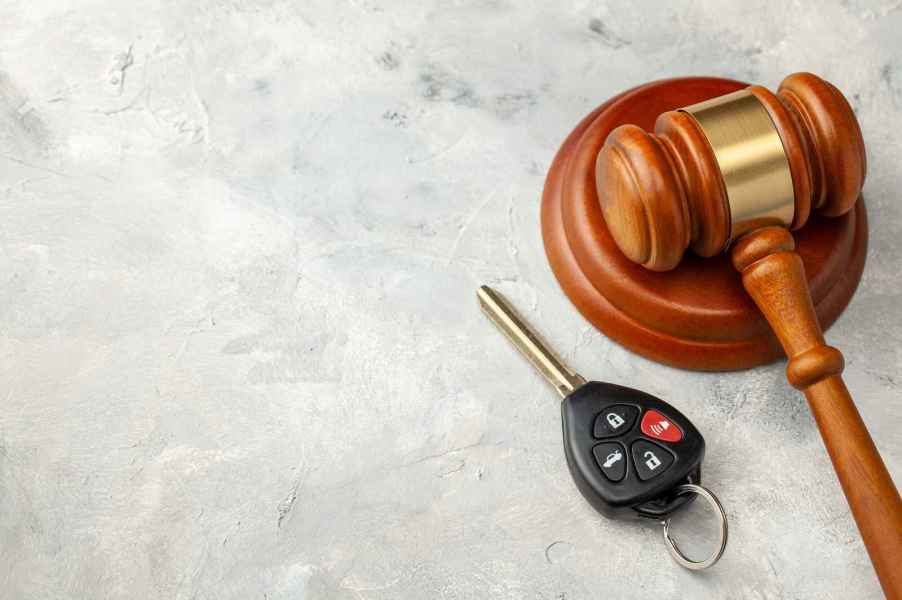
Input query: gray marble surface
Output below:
<box><xmin>1</xmin><ymin>1</ymin><xmax>901</xmax><ymax>598</ymax></box>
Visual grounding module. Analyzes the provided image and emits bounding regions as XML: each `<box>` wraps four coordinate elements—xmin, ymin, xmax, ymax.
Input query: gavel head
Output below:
<box><xmin>595</xmin><ymin>72</ymin><xmax>866</xmax><ymax>271</ymax></box>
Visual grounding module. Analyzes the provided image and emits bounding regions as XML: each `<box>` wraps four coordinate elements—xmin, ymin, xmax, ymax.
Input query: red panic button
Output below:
<box><xmin>640</xmin><ymin>410</ymin><xmax>683</xmax><ymax>443</ymax></box>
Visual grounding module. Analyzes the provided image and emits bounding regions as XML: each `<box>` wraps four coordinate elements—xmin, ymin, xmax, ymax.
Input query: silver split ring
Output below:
<box><xmin>662</xmin><ymin>484</ymin><xmax>729</xmax><ymax>570</ymax></box>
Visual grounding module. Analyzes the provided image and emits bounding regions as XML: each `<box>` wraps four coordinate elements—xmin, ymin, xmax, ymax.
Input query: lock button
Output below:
<box><xmin>593</xmin><ymin>404</ymin><xmax>640</xmax><ymax>438</ymax></box>
<box><xmin>631</xmin><ymin>439</ymin><xmax>675</xmax><ymax>481</ymax></box>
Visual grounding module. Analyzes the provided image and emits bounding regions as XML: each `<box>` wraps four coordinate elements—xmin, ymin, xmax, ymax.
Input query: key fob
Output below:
<box><xmin>562</xmin><ymin>381</ymin><xmax>705</xmax><ymax>520</ymax></box>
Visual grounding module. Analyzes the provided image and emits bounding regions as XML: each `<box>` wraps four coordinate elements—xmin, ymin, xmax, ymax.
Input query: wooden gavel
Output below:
<box><xmin>595</xmin><ymin>73</ymin><xmax>902</xmax><ymax>597</ymax></box>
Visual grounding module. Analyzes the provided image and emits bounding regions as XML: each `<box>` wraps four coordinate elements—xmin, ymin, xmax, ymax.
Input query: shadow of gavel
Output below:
<box><xmin>595</xmin><ymin>73</ymin><xmax>902</xmax><ymax>597</ymax></box>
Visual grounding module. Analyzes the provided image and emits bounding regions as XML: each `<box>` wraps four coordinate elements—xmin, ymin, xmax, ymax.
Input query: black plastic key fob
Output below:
<box><xmin>562</xmin><ymin>381</ymin><xmax>705</xmax><ymax>520</ymax></box>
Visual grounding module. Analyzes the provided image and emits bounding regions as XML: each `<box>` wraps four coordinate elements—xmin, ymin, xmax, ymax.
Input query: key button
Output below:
<box><xmin>593</xmin><ymin>442</ymin><xmax>627</xmax><ymax>483</ymax></box>
<box><xmin>631</xmin><ymin>440</ymin><xmax>675</xmax><ymax>481</ymax></box>
<box><xmin>593</xmin><ymin>404</ymin><xmax>639</xmax><ymax>438</ymax></box>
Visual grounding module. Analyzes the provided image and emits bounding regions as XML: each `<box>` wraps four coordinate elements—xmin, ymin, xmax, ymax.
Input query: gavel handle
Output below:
<box><xmin>733</xmin><ymin>227</ymin><xmax>902</xmax><ymax>599</ymax></box>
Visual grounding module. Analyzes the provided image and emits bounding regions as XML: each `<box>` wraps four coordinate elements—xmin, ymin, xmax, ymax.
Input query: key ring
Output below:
<box><xmin>661</xmin><ymin>484</ymin><xmax>728</xmax><ymax>570</ymax></box>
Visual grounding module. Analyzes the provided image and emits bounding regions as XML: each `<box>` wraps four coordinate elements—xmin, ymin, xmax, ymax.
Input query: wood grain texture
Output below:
<box><xmin>541</xmin><ymin>77</ymin><xmax>867</xmax><ymax>371</ymax></box>
<box><xmin>777</xmin><ymin>73</ymin><xmax>867</xmax><ymax>217</ymax></box>
<box><xmin>732</xmin><ymin>228</ymin><xmax>902</xmax><ymax>599</ymax></box>
<box><xmin>595</xmin><ymin>73</ymin><xmax>867</xmax><ymax>270</ymax></box>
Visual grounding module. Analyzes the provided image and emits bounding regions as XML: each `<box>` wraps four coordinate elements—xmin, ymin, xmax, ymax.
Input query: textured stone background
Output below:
<box><xmin>1</xmin><ymin>1</ymin><xmax>901</xmax><ymax>598</ymax></box>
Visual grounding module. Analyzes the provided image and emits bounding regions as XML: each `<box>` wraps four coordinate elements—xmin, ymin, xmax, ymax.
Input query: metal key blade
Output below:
<box><xmin>477</xmin><ymin>285</ymin><xmax>586</xmax><ymax>398</ymax></box>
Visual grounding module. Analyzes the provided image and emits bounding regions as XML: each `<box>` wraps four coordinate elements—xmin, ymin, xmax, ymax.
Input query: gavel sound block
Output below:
<box><xmin>542</xmin><ymin>74</ymin><xmax>902</xmax><ymax>597</ymax></box>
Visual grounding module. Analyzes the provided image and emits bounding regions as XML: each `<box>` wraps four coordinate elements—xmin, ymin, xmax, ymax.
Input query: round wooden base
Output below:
<box><xmin>542</xmin><ymin>77</ymin><xmax>867</xmax><ymax>371</ymax></box>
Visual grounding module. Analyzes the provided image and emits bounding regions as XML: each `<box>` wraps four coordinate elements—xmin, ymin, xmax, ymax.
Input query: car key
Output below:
<box><xmin>477</xmin><ymin>285</ymin><xmax>727</xmax><ymax>570</ymax></box>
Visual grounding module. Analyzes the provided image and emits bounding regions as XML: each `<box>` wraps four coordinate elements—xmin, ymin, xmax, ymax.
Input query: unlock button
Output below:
<box><xmin>631</xmin><ymin>440</ymin><xmax>675</xmax><ymax>481</ymax></box>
